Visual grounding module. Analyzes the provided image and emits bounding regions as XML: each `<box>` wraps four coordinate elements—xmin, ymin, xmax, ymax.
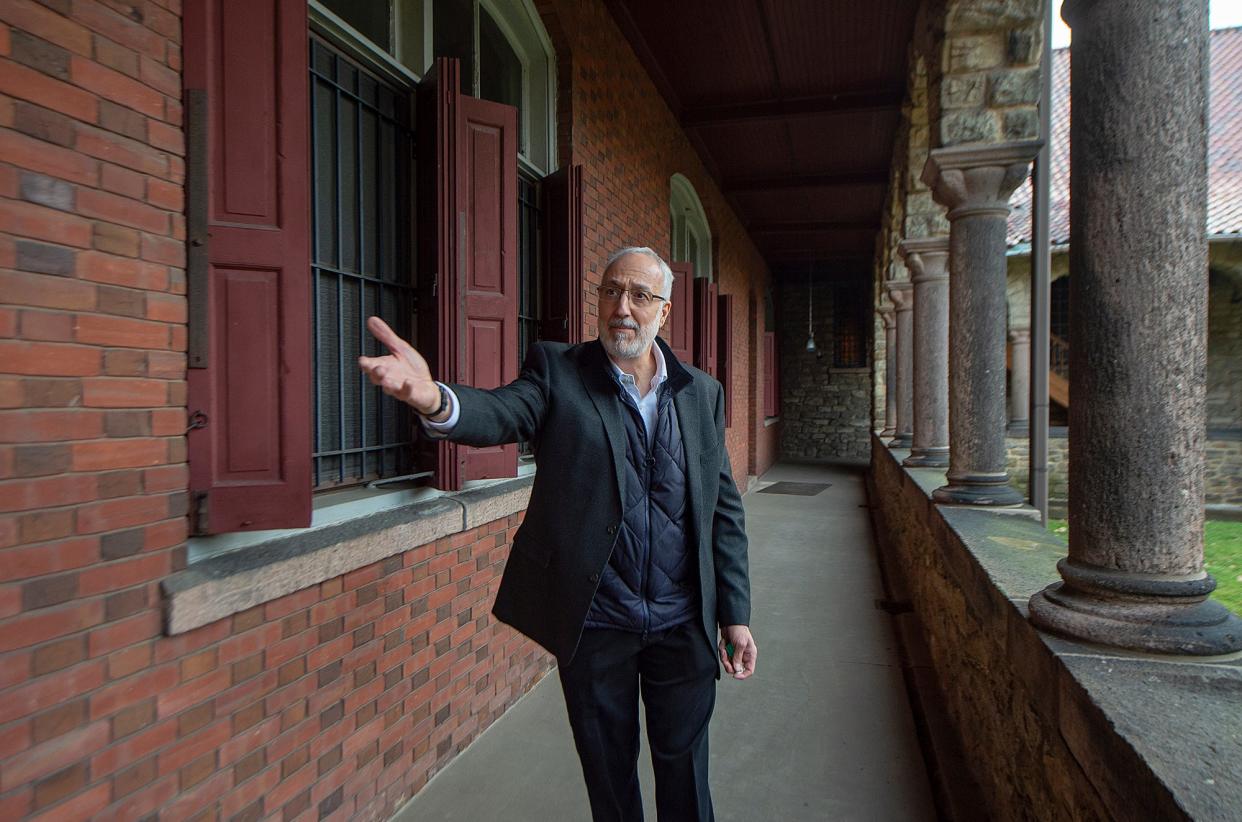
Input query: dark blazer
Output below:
<box><xmin>444</xmin><ymin>337</ymin><xmax>750</xmax><ymax>665</ymax></box>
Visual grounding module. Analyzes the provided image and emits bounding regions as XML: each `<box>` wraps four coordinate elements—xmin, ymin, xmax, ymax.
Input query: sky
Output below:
<box><xmin>1050</xmin><ymin>0</ymin><xmax>1242</xmax><ymax>48</ymax></box>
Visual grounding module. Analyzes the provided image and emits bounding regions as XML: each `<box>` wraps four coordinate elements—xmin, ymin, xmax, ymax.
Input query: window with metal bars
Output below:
<box><xmin>309</xmin><ymin>37</ymin><xmax>419</xmax><ymax>489</ymax></box>
<box><xmin>517</xmin><ymin>174</ymin><xmax>543</xmax><ymax>458</ymax></box>
<box><xmin>832</xmin><ymin>281</ymin><xmax>869</xmax><ymax>368</ymax></box>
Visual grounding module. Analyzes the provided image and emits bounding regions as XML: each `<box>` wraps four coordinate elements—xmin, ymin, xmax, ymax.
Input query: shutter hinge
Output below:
<box><xmin>190</xmin><ymin>491</ymin><xmax>210</xmax><ymax>535</ymax></box>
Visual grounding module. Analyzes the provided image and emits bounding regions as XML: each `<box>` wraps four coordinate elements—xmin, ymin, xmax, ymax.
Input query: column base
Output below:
<box><xmin>1006</xmin><ymin>421</ymin><xmax>1030</xmax><ymax>436</ymax></box>
<box><xmin>932</xmin><ymin>476</ymin><xmax>1024</xmax><ymax>506</ymax></box>
<box><xmin>888</xmin><ymin>433</ymin><xmax>913</xmax><ymax>449</ymax></box>
<box><xmin>880</xmin><ymin>427</ymin><xmax>896</xmax><ymax>438</ymax></box>
<box><xmin>903</xmin><ymin>447</ymin><xmax>949</xmax><ymax>468</ymax></box>
<box><xmin>1029</xmin><ymin>582</ymin><xmax>1242</xmax><ymax>656</ymax></box>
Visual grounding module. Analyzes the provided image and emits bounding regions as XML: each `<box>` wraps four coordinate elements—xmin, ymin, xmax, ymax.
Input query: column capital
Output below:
<box><xmin>879</xmin><ymin>304</ymin><xmax>897</xmax><ymax>329</ymax></box>
<box><xmin>885</xmin><ymin>279</ymin><xmax>913</xmax><ymax>310</ymax></box>
<box><xmin>1008</xmin><ymin>327</ymin><xmax>1032</xmax><ymax>344</ymax></box>
<box><xmin>921</xmin><ymin>140</ymin><xmax>1043</xmax><ymax>219</ymax></box>
<box><xmin>898</xmin><ymin>236</ymin><xmax>950</xmax><ymax>284</ymax></box>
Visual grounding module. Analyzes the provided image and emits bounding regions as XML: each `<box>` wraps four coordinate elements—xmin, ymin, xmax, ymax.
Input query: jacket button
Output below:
<box><xmin>606</xmin><ymin>525</ymin><xmax>617</xmax><ymax>535</ymax></box>
<box><xmin>589</xmin><ymin>573</ymin><xmax>600</xmax><ymax>583</ymax></box>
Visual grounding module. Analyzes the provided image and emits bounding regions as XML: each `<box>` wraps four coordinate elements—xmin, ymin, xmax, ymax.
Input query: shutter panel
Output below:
<box><xmin>763</xmin><ymin>331</ymin><xmax>777</xmax><ymax>417</ymax></box>
<box><xmin>693</xmin><ymin>278</ymin><xmax>718</xmax><ymax>377</ymax></box>
<box><xmin>184</xmin><ymin>0</ymin><xmax>312</xmax><ymax>533</ymax></box>
<box><xmin>541</xmin><ymin>164</ymin><xmax>583</xmax><ymax>343</ymax></box>
<box><xmin>417</xmin><ymin>58</ymin><xmax>518</xmax><ymax>489</ymax></box>
<box><xmin>718</xmin><ymin>293</ymin><xmax>734</xmax><ymax>427</ymax></box>
<box><xmin>459</xmin><ymin>93</ymin><xmax>519</xmax><ymax>480</ymax></box>
<box><xmin>664</xmin><ymin>262</ymin><xmax>694</xmax><ymax>364</ymax></box>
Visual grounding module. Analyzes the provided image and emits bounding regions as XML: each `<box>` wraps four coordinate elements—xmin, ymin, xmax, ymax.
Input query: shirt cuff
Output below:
<box><xmin>419</xmin><ymin>382</ymin><xmax>460</xmax><ymax>433</ymax></box>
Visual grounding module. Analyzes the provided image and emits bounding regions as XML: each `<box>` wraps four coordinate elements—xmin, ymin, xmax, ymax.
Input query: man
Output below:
<box><xmin>359</xmin><ymin>247</ymin><xmax>756</xmax><ymax>821</ymax></box>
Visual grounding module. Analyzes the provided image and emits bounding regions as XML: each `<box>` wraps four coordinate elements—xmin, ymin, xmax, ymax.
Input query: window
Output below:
<box><xmin>311</xmin><ymin>0</ymin><xmax>556</xmax><ymax>174</ymax></box>
<box><xmin>831</xmin><ymin>281</ymin><xmax>869</xmax><ymax>369</ymax></box>
<box><xmin>309</xmin><ymin>38</ymin><xmax>418</xmax><ymax>488</ymax></box>
<box><xmin>670</xmin><ymin>173</ymin><xmax>712</xmax><ymax>281</ymax></box>
<box><xmin>185</xmin><ymin>1</ymin><xmax>557</xmax><ymax>535</ymax></box>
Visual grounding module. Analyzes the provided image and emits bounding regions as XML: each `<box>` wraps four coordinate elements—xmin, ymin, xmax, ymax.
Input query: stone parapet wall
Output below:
<box><xmin>869</xmin><ymin>436</ymin><xmax>1242</xmax><ymax>820</ymax></box>
<box><xmin>1006</xmin><ymin>432</ymin><xmax>1242</xmax><ymax>511</ymax></box>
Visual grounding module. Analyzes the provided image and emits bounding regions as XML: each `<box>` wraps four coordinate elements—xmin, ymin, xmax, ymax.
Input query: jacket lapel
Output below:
<box><xmin>577</xmin><ymin>341</ymin><xmax>628</xmax><ymax>500</ymax></box>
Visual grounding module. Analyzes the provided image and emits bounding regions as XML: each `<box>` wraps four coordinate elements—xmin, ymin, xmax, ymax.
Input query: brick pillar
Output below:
<box><xmin>1029</xmin><ymin>0</ymin><xmax>1242</xmax><ymax>654</ymax></box>
<box><xmin>923</xmin><ymin>140</ymin><xmax>1041</xmax><ymax>504</ymax></box>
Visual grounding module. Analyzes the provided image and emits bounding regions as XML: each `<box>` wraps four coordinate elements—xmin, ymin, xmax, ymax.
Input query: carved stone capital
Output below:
<box><xmin>1008</xmin><ymin>327</ymin><xmax>1032</xmax><ymax>344</ymax></box>
<box><xmin>886</xmin><ymin>280</ymin><xmax>913</xmax><ymax>311</ymax></box>
<box><xmin>921</xmin><ymin>140</ymin><xmax>1043</xmax><ymax>219</ymax></box>
<box><xmin>879</xmin><ymin>305</ymin><xmax>897</xmax><ymax>329</ymax></box>
<box><xmin>898</xmin><ymin>236</ymin><xmax>950</xmax><ymax>284</ymax></box>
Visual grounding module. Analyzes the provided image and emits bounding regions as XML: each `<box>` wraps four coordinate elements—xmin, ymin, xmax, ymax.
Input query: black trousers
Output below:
<box><xmin>558</xmin><ymin>622</ymin><xmax>718</xmax><ymax>822</ymax></box>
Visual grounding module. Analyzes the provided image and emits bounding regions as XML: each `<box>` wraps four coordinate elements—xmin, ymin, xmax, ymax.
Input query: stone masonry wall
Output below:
<box><xmin>1208</xmin><ymin>271</ymin><xmax>1242</xmax><ymax>431</ymax></box>
<box><xmin>777</xmin><ymin>276</ymin><xmax>871</xmax><ymax>462</ymax></box>
<box><xmin>1007</xmin><ymin>432</ymin><xmax>1242</xmax><ymax>511</ymax></box>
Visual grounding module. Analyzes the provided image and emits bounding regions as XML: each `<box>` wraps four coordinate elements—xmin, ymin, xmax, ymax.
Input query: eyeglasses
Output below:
<box><xmin>598</xmin><ymin>285</ymin><xmax>667</xmax><ymax>307</ymax></box>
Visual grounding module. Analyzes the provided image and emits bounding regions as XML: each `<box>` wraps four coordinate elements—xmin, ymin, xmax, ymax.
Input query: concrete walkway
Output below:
<box><xmin>394</xmin><ymin>462</ymin><xmax>937</xmax><ymax>821</ymax></box>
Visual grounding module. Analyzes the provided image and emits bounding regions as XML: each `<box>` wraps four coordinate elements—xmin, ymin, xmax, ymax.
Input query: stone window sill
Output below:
<box><xmin>162</xmin><ymin>474</ymin><xmax>534</xmax><ymax>635</ymax></box>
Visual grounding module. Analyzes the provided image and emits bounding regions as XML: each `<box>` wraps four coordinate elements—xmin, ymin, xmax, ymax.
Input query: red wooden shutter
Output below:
<box><xmin>763</xmin><ymin>331</ymin><xmax>778</xmax><ymax>417</ymax></box>
<box><xmin>542</xmin><ymin>164</ymin><xmax>583</xmax><ymax>343</ymax></box>
<box><xmin>184</xmin><ymin>0</ymin><xmax>311</xmax><ymax>533</ymax></box>
<box><xmin>664</xmin><ymin>262</ymin><xmax>694</xmax><ymax>364</ymax></box>
<box><xmin>417</xmin><ymin>59</ymin><xmax>518</xmax><ymax>489</ymax></box>
<box><xmin>694</xmin><ymin>278</ymin><xmax>718</xmax><ymax>377</ymax></box>
<box><xmin>718</xmin><ymin>293</ymin><xmax>734</xmax><ymax>427</ymax></box>
<box><xmin>459</xmin><ymin>93</ymin><xmax>519</xmax><ymax>480</ymax></box>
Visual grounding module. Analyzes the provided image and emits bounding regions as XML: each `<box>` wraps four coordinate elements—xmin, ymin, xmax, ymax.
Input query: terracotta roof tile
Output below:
<box><xmin>1008</xmin><ymin>27</ymin><xmax>1242</xmax><ymax>247</ymax></box>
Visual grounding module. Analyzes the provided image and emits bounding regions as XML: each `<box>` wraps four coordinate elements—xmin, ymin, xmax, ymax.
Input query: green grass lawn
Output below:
<box><xmin>1047</xmin><ymin>519</ymin><xmax>1242</xmax><ymax>615</ymax></box>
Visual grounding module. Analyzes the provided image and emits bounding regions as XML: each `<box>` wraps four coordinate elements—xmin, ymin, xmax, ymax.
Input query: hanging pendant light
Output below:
<box><xmin>805</xmin><ymin>262</ymin><xmax>816</xmax><ymax>352</ymax></box>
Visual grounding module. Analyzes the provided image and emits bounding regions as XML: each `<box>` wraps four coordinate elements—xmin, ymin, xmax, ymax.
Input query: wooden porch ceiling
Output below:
<box><xmin>606</xmin><ymin>0</ymin><xmax>917</xmax><ymax>272</ymax></box>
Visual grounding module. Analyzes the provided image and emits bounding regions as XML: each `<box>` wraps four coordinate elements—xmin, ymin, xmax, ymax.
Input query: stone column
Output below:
<box><xmin>1007</xmin><ymin>327</ymin><xmax>1031</xmax><ymax>436</ymax></box>
<box><xmin>1029</xmin><ymin>0</ymin><xmax>1241</xmax><ymax>653</ymax></box>
<box><xmin>879</xmin><ymin>304</ymin><xmax>897</xmax><ymax>437</ymax></box>
<box><xmin>899</xmin><ymin>238</ymin><xmax>950</xmax><ymax>468</ymax></box>
<box><xmin>923</xmin><ymin>140</ymin><xmax>1041</xmax><ymax>504</ymax></box>
<box><xmin>886</xmin><ymin>280</ymin><xmax>914</xmax><ymax>449</ymax></box>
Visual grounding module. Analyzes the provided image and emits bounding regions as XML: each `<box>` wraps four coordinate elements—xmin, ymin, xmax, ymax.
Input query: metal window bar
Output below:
<box><xmin>310</xmin><ymin>38</ymin><xmax>418</xmax><ymax>488</ymax></box>
<box><xmin>833</xmin><ymin>282</ymin><xmax>868</xmax><ymax>368</ymax></box>
<box><xmin>517</xmin><ymin>174</ymin><xmax>542</xmax><ymax>458</ymax></box>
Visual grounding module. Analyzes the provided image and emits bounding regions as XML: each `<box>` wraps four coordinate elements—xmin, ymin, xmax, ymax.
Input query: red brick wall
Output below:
<box><xmin>537</xmin><ymin>0</ymin><xmax>775</xmax><ymax>490</ymax></box>
<box><xmin>0</xmin><ymin>1</ymin><xmax>777</xmax><ymax>820</ymax></box>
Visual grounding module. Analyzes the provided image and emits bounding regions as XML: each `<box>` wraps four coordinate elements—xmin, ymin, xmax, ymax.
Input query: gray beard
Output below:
<box><xmin>602</xmin><ymin>317</ymin><xmax>659</xmax><ymax>360</ymax></box>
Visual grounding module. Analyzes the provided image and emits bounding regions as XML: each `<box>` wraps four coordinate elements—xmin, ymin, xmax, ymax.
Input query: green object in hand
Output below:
<box><xmin>725</xmin><ymin>642</ymin><xmax>735</xmax><ymax>658</ymax></box>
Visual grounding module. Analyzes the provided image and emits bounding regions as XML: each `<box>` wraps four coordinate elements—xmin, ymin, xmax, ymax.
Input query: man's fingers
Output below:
<box><xmin>366</xmin><ymin>316</ymin><xmax>415</xmax><ymax>359</ymax></box>
<box><xmin>718</xmin><ymin>641</ymin><xmax>735</xmax><ymax>674</ymax></box>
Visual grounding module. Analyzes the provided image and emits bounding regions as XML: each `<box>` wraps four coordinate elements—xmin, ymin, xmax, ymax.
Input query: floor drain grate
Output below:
<box><xmin>757</xmin><ymin>481</ymin><xmax>831</xmax><ymax>496</ymax></box>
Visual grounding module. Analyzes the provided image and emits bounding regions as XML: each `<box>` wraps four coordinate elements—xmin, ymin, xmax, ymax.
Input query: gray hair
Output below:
<box><xmin>604</xmin><ymin>247</ymin><xmax>675</xmax><ymax>299</ymax></box>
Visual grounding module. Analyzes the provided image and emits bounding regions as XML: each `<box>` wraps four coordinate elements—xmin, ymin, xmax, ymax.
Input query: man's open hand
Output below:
<box><xmin>719</xmin><ymin>625</ymin><xmax>757</xmax><ymax>680</ymax></box>
<box><xmin>358</xmin><ymin>317</ymin><xmax>441</xmax><ymax>415</ymax></box>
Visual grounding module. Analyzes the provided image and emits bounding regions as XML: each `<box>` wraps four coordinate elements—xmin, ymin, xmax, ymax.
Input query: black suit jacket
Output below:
<box><xmin>443</xmin><ymin>337</ymin><xmax>750</xmax><ymax>664</ymax></box>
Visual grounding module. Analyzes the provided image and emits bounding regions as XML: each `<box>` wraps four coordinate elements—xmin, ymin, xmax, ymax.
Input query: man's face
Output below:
<box><xmin>599</xmin><ymin>254</ymin><xmax>672</xmax><ymax>361</ymax></box>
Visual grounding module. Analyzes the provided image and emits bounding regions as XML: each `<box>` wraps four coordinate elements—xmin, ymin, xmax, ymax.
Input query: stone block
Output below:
<box><xmin>1003</xmin><ymin>109</ymin><xmax>1040</xmax><ymax>141</ymax></box>
<box><xmin>989</xmin><ymin>68</ymin><xmax>1041</xmax><ymax>106</ymax></box>
<box><xmin>946</xmin><ymin>34</ymin><xmax>1006</xmax><ymax>73</ymax></box>
<box><xmin>947</xmin><ymin>0</ymin><xmax>1043</xmax><ymax>33</ymax></box>
<box><xmin>942</xmin><ymin>73</ymin><xmax>986</xmax><ymax>109</ymax></box>
<box><xmin>940</xmin><ymin>110</ymin><xmax>1000</xmax><ymax>146</ymax></box>
<box><xmin>1007</xmin><ymin>26</ymin><xmax>1042</xmax><ymax>65</ymax></box>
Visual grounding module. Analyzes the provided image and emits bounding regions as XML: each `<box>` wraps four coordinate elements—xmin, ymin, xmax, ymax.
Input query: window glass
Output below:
<box><xmin>434</xmin><ymin>0</ymin><xmax>475</xmax><ymax>78</ymax></box>
<box><xmin>480</xmin><ymin>8</ymin><xmax>524</xmax><ymax>141</ymax></box>
<box><xmin>321</xmin><ymin>0</ymin><xmax>391</xmax><ymax>51</ymax></box>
